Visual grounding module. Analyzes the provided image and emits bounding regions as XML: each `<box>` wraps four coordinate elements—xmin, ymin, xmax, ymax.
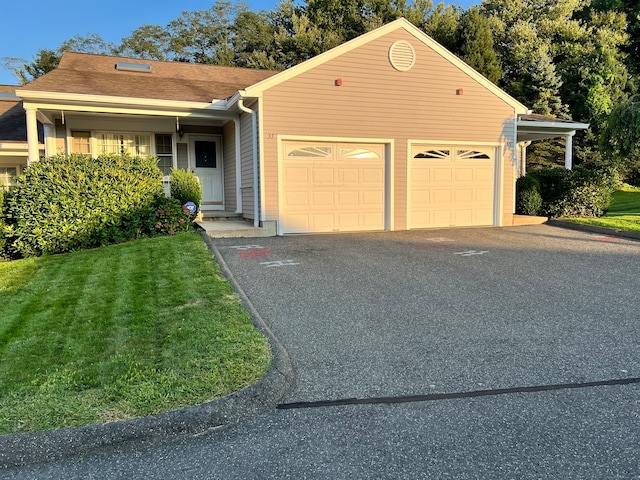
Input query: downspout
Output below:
<box><xmin>237</xmin><ymin>99</ymin><xmax>260</xmax><ymax>228</ymax></box>
<box><xmin>233</xmin><ymin>117</ymin><xmax>242</xmax><ymax>214</ymax></box>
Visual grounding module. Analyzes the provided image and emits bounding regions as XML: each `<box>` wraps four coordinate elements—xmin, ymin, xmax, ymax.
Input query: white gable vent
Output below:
<box><xmin>389</xmin><ymin>40</ymin><xmax>415</xmax><ymax>72</ymax></box>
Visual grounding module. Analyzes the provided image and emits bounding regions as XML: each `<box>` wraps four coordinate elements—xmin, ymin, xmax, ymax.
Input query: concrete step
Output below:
<box><xmin>196</xmin><ymin>220</ymin><xmax>275</xmax><ymax>238</ymax></box>
<box><xmin>197</xmin><ymin>211</ymin><xmax>242</xmax><ymax>222</ymax></box>
<box><xmin>511</xmin><ymin>214</ymin><xmax>549</xmax><ymax>226</ymax></box>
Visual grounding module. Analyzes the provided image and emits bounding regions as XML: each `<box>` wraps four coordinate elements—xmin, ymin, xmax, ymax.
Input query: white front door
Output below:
<box><xmin>189</xmin><ymin>136</ymin><xmax>223</xmax><ymax>210</ymax></box>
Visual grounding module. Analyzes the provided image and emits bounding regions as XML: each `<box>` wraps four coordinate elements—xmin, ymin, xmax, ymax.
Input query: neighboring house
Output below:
<box><xmin>0</xmin><ymin>86</ymin><xmax>43</xmax><ymax>191</ymax></box>
<box><xmin>13</xmin><ymin>18</ymin><xmax>587</xmax><ymax>234</ymax></box>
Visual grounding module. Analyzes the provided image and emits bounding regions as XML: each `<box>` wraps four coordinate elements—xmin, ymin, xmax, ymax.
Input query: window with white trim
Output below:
<box><xmin>71</xmin><ymin>131</ymin><xmax>91</xmax><ymax>155</ymax></box>
<box><xmin>155</xmin><ymin>134</ymin><xmax>173</xmax><ymax>174</ymax></box>
<box><xmin>97</xmin><ymin>133</ymin><xmax>151</xmax><ymax>156</ymax></box>
<box><xmin>0</xmin><ymin>166</ymin><xmax>18</xmax><ymax>191</ymax></box>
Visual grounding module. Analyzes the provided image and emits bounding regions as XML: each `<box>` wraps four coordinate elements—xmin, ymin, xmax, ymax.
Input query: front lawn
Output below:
<box><xmin>0</xmin><ymin>232</ymin><xmax>271</xmax><ymax>434</ymax></box>
<box><xmin>565</xmin><ymin>185</ymin><xmax>640</xmax><ymax>232</ymax></box>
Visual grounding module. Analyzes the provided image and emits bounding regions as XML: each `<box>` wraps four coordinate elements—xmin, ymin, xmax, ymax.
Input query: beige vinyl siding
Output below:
<box><xmin>239</xmin><ymin>108</ymin><xmax>255</xmax><ymax>219</ymax></box>
<box><xmin>222</xmin><ymin>121</ymin><xmax>236</xmax><ymax>212</ymax></box>
<box><xmin>260</xmin><ymin>29</ymin><xmax>517</xmax><ymax>229</ymax></box>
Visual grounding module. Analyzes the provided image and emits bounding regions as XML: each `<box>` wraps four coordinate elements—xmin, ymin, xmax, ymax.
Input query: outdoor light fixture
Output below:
<box><xmin>176</xmin><ymin>117</ymin><xmax>184</xmax><ymax>139</ymax></box>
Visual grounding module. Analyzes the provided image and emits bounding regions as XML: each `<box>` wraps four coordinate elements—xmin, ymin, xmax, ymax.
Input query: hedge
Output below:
<box><xmin>515</xmin><ymin>165</ymin><xmax>619</xmax><ymax>218</ymax></box>
<box><xmin>5</xmin><ymin>153</ymin><xmax>164</xmax><ymax>257</ymax></box>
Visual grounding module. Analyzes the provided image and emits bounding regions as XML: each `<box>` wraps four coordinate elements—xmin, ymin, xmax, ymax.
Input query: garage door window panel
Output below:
<box><xmin>288</xmin><ymin>146</ymin><xmax>332</xmax><ymax>158</ymax></box>
<box><xmin>414</xmin><ymin>149</ymin><xmax>451</xmax><ymax>159</ymax></box>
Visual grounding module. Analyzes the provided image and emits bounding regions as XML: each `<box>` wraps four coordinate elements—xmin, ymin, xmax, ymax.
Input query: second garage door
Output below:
<box><xmin>280</xmin><ymin>141</ymin><xmax>385</xmax><ymax>234</ymax></box>
<box><xmin>409</xmin><ymin>145</ymin><xmax>495</xmax><ymax>229</ymax></box>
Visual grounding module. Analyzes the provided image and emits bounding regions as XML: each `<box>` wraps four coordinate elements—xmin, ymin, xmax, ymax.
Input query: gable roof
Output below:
<box><xmin>238</xmin><ymin>18</ymin><xmax>529</xmax><ymax>114</ymax></box>
<box><xmin>20</xmin><ymin>52</ymin><xmax>279</xmax><ymax>103</ymax></box>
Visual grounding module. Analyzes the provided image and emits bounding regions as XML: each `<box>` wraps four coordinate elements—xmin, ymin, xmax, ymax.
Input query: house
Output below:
<box><xmin>12</xmin><ymin>18</ymin><xmax>588</xmax><ymax>234</ymax></box>
<box><xmin>0</xmin><ymin>86</ymin><xmax>43</xmax><ymax>190</ymax></box>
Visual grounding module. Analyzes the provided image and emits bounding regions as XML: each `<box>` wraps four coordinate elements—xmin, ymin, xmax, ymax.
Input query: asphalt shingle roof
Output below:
<box><xmin>20</xmin><ymin>52</ymin><xmax>280</xmax><ymax>103</ymax></box>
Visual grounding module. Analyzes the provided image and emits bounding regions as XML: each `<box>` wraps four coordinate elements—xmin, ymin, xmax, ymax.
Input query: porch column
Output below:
<box><xmin>564</xmin><ymin>132</ymin><xmax>575</xmax><ymax>170</ymax></box>
<box><xmin>25</xmin><ymin>107</ymin><xmax>39</xmax><ymax>165</ymax></box>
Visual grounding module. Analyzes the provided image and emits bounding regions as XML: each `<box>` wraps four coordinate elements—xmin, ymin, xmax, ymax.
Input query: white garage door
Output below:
<box><xmin>409</xmin><ymin>145</ymin><xmax>495</xmax><ymax>229</ymax></box>
<box><xmin>280</xmin><ymin>141</ymin><xmax>385</xmax><ymax>234</ymax></box>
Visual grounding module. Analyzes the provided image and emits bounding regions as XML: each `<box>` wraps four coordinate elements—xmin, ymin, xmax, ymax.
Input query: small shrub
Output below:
<box><xmin>169</xmin><ymin>169</ymin><xmax>202</xmax><ymax>210</ymax></box>
<box><xmin>6</xmin><ymin>153</ymin><xmax>164</xmax><ymax>257</ymax></box>
<box><xmin>516</xmin><ymin>175</ymin><xmax>543</xmax><ymax>215</ymax></box>
<box><xmin>149</xmin><ymin>197</ymin><xmax>193</xmax><ymax>235</ymax></box>
<box><xmin>547</xmin><ymin>184</ymin><xmax>611</xmax><ymax>217</ymax></box>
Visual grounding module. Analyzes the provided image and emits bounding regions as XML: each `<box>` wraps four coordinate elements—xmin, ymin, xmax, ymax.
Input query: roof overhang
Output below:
<box><xmin>517</xmin><ymin>116</ymin><xmax>589</xmax><ymax>143</ymax></box>
<box><xmin>15</xmin><ymin>90</ymin><xmax>236</xmax><ymax>121</ymax></box>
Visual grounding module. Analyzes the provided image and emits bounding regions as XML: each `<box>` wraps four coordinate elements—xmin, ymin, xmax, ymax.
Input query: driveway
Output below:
<box><xmin>215</xmin><ymin>225</ymin><xmax>640</xmax><ymax>405</ymax></box>
<box><xmin>8</xmin><ymin>225</ymin><xmax>640</xmax><ymax>479</ymax></box>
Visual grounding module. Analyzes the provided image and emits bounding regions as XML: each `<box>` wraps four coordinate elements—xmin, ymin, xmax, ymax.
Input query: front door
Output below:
<box><xmin>190</xmin><ymin>136</ymin><xmax>223</xmax><ymax>210</ymax></box>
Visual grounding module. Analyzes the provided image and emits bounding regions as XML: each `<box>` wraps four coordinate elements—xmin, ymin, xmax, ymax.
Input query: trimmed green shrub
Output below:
<box><xmin>0</xmin><ymin>190</ymin><xmax>9</xmax><ymax>257</ymax></box>
<box><xmin>523</xmin><ymin>165</ymin><xmax>617</xmax><ymax>218</ymax></box>
<box><xmin>169</xmin><ymin>169</ymin><xmax>202</xmax><ymax>210</ymax></box>
<box><xmin>149</xmin><ymin>197</ymin><xmax>193</xmax><ymax>235</ymax></box>
<box><xmin>516</xmin><ymin>175</ymin><xmax>543</xmax><ymax>215</ymax></box>
<box><xmin>6</xmin><ymin>153</ymin><xmax>164</xmax><ymax>257</ymax></box>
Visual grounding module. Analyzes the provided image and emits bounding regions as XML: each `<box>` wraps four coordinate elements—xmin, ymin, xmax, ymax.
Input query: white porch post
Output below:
<box><xmin>564</xmin><ymin>132</ymin><xmax>575</xmax><ymax>170</ymax></box>
<box><xmin>25</xmin><ymin>107</ymin><xmax>39</xmax><ymax>165</ymax></box>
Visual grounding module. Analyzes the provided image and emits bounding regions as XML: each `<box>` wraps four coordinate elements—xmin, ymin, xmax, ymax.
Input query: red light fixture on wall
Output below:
<box><xmin>456</xmin><ymin>88</ymin><xmax>464</xmax><ymax>95</ymax></box>
<box><xmin>335</xmin><ymin>78</ymin><xmax>343</xmax><ymax>86</ymax></box>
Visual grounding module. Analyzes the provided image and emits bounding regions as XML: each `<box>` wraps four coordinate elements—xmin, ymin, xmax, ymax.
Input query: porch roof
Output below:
<box><xmin>517</xmin><ymin>113</ymin><xmax>589</xmax><ymax>142</ymax></box>
<box><xmin>19</xmin><ymin>52</ymin><xmax>280</xmax><ymax>103</ymax></box>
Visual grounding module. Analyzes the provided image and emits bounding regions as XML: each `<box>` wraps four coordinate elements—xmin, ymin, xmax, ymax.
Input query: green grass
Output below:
<box><xmin>0</xmin><ymin>232</ymin><xmax>271</xmax><ymax>434</ymax></box>
<box><xmin>566</xmin><ymin>185</ymin><xmax>640</xmax><ymax>232</ymax></box>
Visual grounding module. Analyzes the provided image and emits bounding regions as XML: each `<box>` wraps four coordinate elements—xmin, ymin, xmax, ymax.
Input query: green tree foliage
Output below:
<box><xmin>590</xmin><ymin>0</ymin><xmax>640</xmax><ymax>75</ymax></box>
<box><xmin>456</xmin><ymin>7</ymin><xmax>502</xmax><ymax>84</ymax></box>
<box><xmin>4</xmin><ymin>50</ymin><xmax>61</xmax><ymax>85</ymax></box>
<box><xmin>115</xmin><ymin>24</ymin><xmax>173</xmax><ymax>61</ymax></box>
<box><xmin>601</xmin><ymin>95</ymin><xmax>640</xmax><ymax>161</ymax></box>
<box><xmin>2</xmin><ymin>34</ymin><xmax>114</xmax><ymax>85</ymax></box>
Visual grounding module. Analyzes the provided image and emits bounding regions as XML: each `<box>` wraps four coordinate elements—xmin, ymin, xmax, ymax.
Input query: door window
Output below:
<box><xmin>195</xmin><ymin>141</ymin><xmax>216</xmax><ymax>168</ymax></box>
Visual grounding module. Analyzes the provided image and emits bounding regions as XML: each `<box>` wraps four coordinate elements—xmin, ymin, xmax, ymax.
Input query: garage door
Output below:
<box><xmin>280</xmin><ymin>141</ymin><xmax>385</xmax><ymax>234</ymax></box>
<box><xmin>409</xmin><ymin>145</ymin><xmax>495</xmax><ymax>228</ymax></box>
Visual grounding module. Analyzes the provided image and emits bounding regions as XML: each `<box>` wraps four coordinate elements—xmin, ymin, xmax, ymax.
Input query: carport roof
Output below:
<box><xmin>517</xmin><ymin>113</ymin><xmax>589</xmax><ymax>142</ymax></box>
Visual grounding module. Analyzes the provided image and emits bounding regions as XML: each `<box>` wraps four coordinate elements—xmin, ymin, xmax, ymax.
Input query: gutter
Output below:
<box><xmin>237</xmin><ymin>99</ymin><xmax>260</xmax><ymax>228</ymax></box>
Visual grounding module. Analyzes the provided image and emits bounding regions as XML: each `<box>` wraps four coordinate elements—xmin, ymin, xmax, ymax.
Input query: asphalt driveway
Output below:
<box><xmin>8</xmin><ymin>224</ymin><xmax>640</xmax><ymax>479</ymax></box>
<box><xmin>215</xmin><ymin>225</ymin><xmax>640</xmax><ymax>405</ymax></box>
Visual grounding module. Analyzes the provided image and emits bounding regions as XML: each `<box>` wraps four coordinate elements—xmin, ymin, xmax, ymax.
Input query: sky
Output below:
<box><xmin>0</xmin><ymin>0</ymin><xmax>475</xmax><ymax>85</ymax></box>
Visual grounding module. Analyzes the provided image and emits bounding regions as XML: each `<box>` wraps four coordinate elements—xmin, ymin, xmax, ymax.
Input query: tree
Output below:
<box><xmin>2</xmin><ymin>34</ymin><xmax>114</xmax><ymax>85</ymax></box>
<box><xmin>115</xmin><ymin>24</ymin><xmax>173</xmax><ymax>61</ymax></box>
<box><xmin>601</xmin><ymin>95</ymin><xmax>640</xmax><ymax>161</ymax></box>
<box><xmin>590</xmin><ymin>0</ymin><xmax>640</xmax><ymax>75</ymax></box>
<box><xmin>457</xmin><ymin>7</ymin><xmax>502</xmax><ymax>84</ymax></box>
<box><xmin>166</xmin><ymin>1</ymin><xmax>243</xmax><ymax>65</ymax></box>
